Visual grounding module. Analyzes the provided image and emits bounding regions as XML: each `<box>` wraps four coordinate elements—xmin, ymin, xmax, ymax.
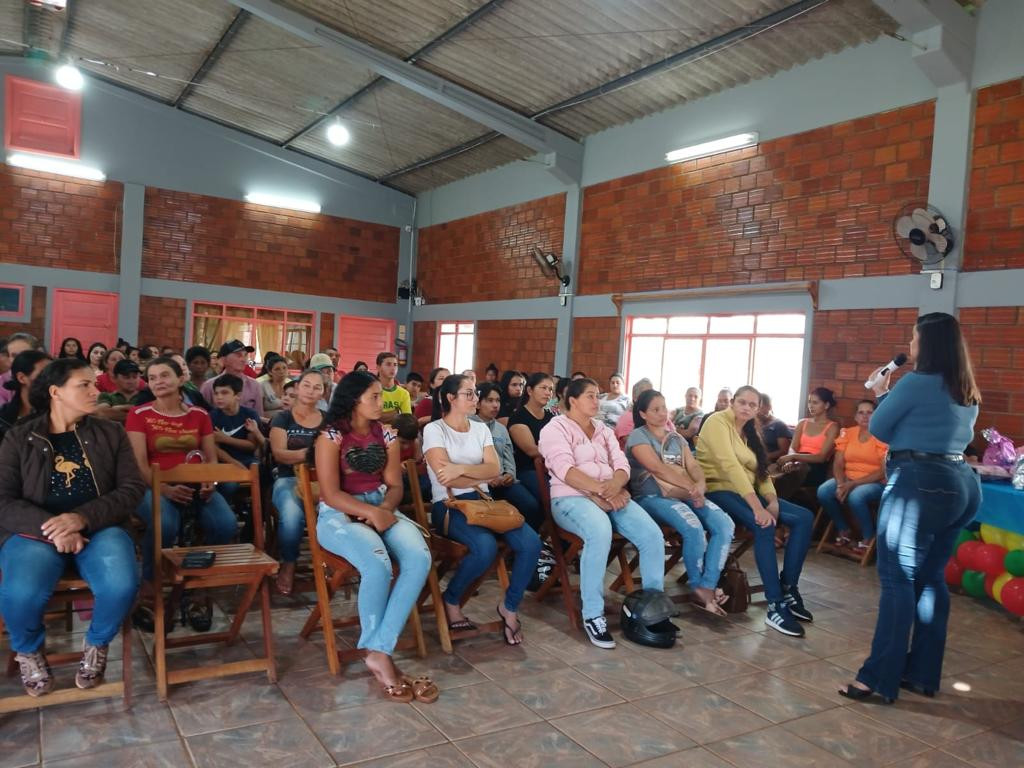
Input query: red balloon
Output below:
<box><xmin>976</xmin><ymin>544</ymin><xmax>1010</xmax><ymax>577</ymax></box>
<box><xmin>1000</xmin><ymin>578</ymin><xmax>1024</xmax><ymax>617</ymax></box>
<box><xmin>957</xmin><ymin>541</ymin><xmax>984</xmax><ymax>571</ymax></box>
<box><xmin>945</xmin><ymin>558</ymin><xmax>965</xmax><ymax>587</ymax></box>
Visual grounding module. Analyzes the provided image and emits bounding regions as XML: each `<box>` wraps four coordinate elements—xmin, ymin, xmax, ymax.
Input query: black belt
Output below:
<box><xmin>889</xmin><ymin>450</ymin><xmax>964</xmax><ymax>464</ymax></box>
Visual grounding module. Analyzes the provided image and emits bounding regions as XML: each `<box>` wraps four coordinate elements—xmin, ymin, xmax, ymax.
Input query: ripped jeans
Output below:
<box><xmin>317</xmin><ymin>490</ymin><xmax>431</xmax><ymax>655</ymax></box>
<box><xmin>636</xmin><ymin>495</ymin><xmax>734</xmax><ymax>591</ymax></box>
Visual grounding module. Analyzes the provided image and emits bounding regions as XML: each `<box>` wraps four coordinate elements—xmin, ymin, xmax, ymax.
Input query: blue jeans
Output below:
<box><xmin>817</xmin><ymin>478</ymin><xmax>884</xmax><ymax>540</ymax></box>
<box><xmin>492</xmin><ymin>481</ymin><xmax>544</xmax><ymax>533</ymax></box>
<box><xmin>272</xmin><ymin>476</ymin><xmax>304</xmax><ymax>563</ymax></box>
<box><xmin>550</xmin><ymin>495</ymin><xmax>665</xmax><ymax>620</ymax></box>
<box><xmin>136</xmin><ymin>489</ymin><xmax>238</xmax><ymax>580</ymax></box>
<box><xmin>430</xmin><ymin>492</ymin><xmax>542</xmax><ymax>613</ymax></box>
<box><xmin>637</xmin><ymin>495</ymin><xmax>734</xmax><ymax>591</ymax></box>
<box><xmin>856</xmin><ymin>457</ymin><xmax>981</xmax><ymax>699</ymax></box>
<box><xmin>0</xmin><ymin>528</ymin><xmax>139</xmax><ymax>652</ymax></box>
<box><xmin>318</xmin><ymin>491</ymin><xmax>431</xmax><ymax>655</ymax></box>
<box><xmin>517</xmin><ymin>469</ymin><xmax>541</xmax><ymax>507</ymax></box>
<box><xmin>705</xmin><ymin>491</ymin><xmax>813</xmax><ymax>604</ymax></box>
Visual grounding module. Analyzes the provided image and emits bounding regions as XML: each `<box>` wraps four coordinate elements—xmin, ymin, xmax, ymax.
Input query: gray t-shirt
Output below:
<box><xmin>625</xmin><ymin>425</ymin><xmax>686</xmax><ymax>497</ymax></box>
<box><xmin>470</xmin><ymin>415</ymin><xmax>516</xmax><ymax>478</ymax></box>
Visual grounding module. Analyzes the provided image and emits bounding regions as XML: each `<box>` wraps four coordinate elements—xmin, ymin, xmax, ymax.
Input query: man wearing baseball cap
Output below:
<box><xmin>200</xmin><ymin>340</ymin><xmax>265</xmax><ymax>418</ymax></box>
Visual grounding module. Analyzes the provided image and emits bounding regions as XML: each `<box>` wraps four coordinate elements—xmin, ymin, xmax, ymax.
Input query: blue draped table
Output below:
<box><xmin>976</xmin><ymin>481</ymin><xmax>1024</xmax><ymax>535</ymax></box>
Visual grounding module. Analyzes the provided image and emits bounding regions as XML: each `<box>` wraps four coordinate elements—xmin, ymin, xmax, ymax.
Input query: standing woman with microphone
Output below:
<box><xmin>841</xmin><ymin>312</ymin><xmax>981</xmax><ymax>704</ymax></box>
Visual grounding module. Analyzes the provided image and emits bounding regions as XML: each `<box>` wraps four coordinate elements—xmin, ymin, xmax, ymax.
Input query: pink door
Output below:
<box><xmin>336</xmin><ymin>316</ymin><xmax>394</xmax><ymax>374</ymax></box>
<box><xmin>51</xmin><ymin>289</ymin><xmax>118</xmax><ymax>353</ymax></box>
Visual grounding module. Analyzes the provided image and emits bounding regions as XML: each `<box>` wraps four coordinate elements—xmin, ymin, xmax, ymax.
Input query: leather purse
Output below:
<box><xmin>643</xmin><ymin>431</ymin><xmax>694</xmax><ymax>501</ymax></box>
<box><xmin>443</xmin><ymin>486</ymin><xmax>524</xmax><ymax>536</ymax></box>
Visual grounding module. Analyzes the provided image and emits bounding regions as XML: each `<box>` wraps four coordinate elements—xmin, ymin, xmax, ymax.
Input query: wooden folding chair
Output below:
<box><xmin>0</xmin><ymin>573</ymin><xmax>133</xmax><ymax>713</ymax></box>
<box><xmin>532</xmin><ymin>457</ymin><xmax>636</xmax><ymax>630</ymax></box>
<box><xmin>816</xmin><ymin>504</ymin><xmax>878</xmax><ymax>566</ymax></box>
<box><xmin>294</xmin><ymin>464</ymin><xmax>426</xmax><ymax>675</ymax></box>
<box><xmin>403</xmin><ymin>460</ymin><xmax>508</xmax><ymax>649</ymax></box>
<box><xmin>151</xmin><ymin>463</ymin><xmax>278</xmax><ymax>700</ymax></box>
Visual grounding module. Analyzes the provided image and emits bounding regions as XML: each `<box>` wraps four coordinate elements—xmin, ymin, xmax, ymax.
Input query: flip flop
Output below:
<box><xmin>690</xmin><ymin>594</ymin><xmax>727</xmax><ymax>617</ymax></box>
<box><xmin>404</xmin><ymin>675</ymin><xmax>440</xmax><ymax>703</ymax></box>
<box><xmin>497</xmin><ymin>604</ymin><xmax>523</xmax><ymax>646</ymax></box>
<box><xmin>447</xmin><ymin>618</ymin><xmax>477</xmax><ymax>633</ymax></box>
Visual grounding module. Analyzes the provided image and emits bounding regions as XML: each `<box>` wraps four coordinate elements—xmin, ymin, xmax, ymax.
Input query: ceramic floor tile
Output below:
<box><xmin>412</xmin><ymin>681</ymin><xmax>540</xmax><ymax>739</ymax></box>
<box><xmin>647</xmin><ymin>644</ymin><xmax>762</xmax><ymax>685</ymax></box>
<box><xmin>886</xmin><ymin>751</ymin><xmax>974</xmax><ymax>768</ymax></box>
<box><xmin>304</xmin><ymin>702</ymin><xmax>444</xmax><ymax>765</ymax></box>
<box><xmin>634</xmin><ymin>686</ymin><xmax>772</xmax><ymax>744</ymax></box>
<box><xmin>705</xmin><ymin>633</ymin><xmax>819</xmax><ymax>670</ymax></box>
<box><xmin>40</xmin><ymin>696</ymin><xmax>178</xmax><ymax>762</ymax></box>
<box><xmin>551</xmin><ymin>703</ymin><xmax>696</xmax><ymax>767</ymax></box>
<box><xmin>454</xmin><ymin>637</ymin><xmax>568</xmax><ymax>680</ymax></box>
<box><xmin>186</xmin><ymin>716</ymin><xmax>332</xmax><ymax>767</ymax></box>
<box><xmin>0</xmin><ymin>711</ymin><xmax>40</xmax><ymax>768</ymax></box>
<box><xmin>351</xmin><ymin>744</ymin><xmax>474</xmax><ymax>768</ymax></box>
<box><xmin>626</xmin><ymin>747</ymin><xmax>737</xmax><ymax>767</ymax></box>
<box><xmin>854</xmin><ymin>695</ymin><xmax>989</xmax><ymax>746</ymax></box>
<box><xmin>708</xmin><ymin>671</ymin><xmax>837</xmax><ymax>723</ymax></box>
<box><xmin>771</xmin><ymin>659</ymin><xmax>861</xmax><ymax>705</ymax></box>
<box><xmin>276</xmin><ymin>665</ymin><xmax>382</xmax><ymax>714</ymax></box>
<box><xmin>42</xmin><ymin>739</ymin><xmax>192</xmax><ymax>768</ymax></box>
<box><xmin>943</xmin><ymin>728</ymin><xmax>1024</xmax><ymax>768</ymax></box>
<box><xmin>454</xmin><ymin>722</ymin><xmax>605</xmax><ymax>768</ymax></box>
<box><xmin>780</xmin><ymin>706</ymin><xmax>930</xmax><ymax>767</ymax></box>
<box><xmin>574</xmin><ymin>654</ymin><xmax>695</xmax><ymax>700</ymax></box>
<box><xmin>392</xmin><ymin>647</ymin><xmax>489</xmax><ymax>691</ymax></box>
<box><xmin>497</xmin><ymin>666</ymin><xmax>624</xmax><ymax>718</ymax></box>
<box><xmin>706</xmin><ymin>724</ymin><xmax>853</xmax><ymax>768</ymax></box>
<box><xmin>166</xmin><ymin>675</ymin><xmax>297</xmax><ymax>737</ymax></box>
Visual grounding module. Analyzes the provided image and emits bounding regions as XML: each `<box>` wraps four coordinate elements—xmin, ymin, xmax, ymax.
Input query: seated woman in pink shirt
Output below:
<box><xmin>538</xmin><ymin>377</ymin><xmax>665</xmax><ymax>650</ymax></box>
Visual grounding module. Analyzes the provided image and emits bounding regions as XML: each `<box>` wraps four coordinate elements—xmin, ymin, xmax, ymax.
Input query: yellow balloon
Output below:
<box><xmin>1003</xmin><ymin>532</ymin><xmax>1024</xmax><ymax>552</ymax></box>
<box><xmin>993</xmin><ymin>572</ymin><xmax>1013</xmax><ymax>604</ymax></box>
<box><xmin>980</xmin><ymin>524</ymin><xmax>1006</xmax><ymax>547</ymax></box>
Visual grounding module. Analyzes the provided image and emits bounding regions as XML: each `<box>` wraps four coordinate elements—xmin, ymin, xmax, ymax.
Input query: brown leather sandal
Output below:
<box><xmin>405</xmin><ymin>676</ymin><xmax>440</xmax><ymax>704</ymax></box>
<box><xmin>382</xmin><ymin>679</ymin><xmax>414</xmax><ymax>703</ymax></box>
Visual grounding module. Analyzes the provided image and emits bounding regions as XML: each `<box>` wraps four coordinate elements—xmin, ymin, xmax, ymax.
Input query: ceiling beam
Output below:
<box><xmin>872</xmin><ymin>0</ymin><xmax>975</xmax><ymax>85</ymax></box>
<box><xmin>282</xmin><ymin>0</ymin><xmax>507</xmax><ymax>147</ymax></box>
<box><xmin>227</xmin><ymin>0</ymin><xmax>582</xmax><ymax>184</ymax></box>
<box><xmin>173</xmin><ymin>9</ymin><xmax>251</xmax><ymax>108</ymax></box>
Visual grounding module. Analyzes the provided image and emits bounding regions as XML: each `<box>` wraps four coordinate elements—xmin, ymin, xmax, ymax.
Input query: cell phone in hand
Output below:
<box><xmin>181</xmin><ymin>550</ymin><xmax>216</xmax><ymax>569</ymax></box>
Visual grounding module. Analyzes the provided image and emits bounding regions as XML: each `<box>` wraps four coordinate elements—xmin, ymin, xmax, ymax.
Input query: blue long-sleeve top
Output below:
<box><xmin>869</xmin><ymin>371</ymin><xmax>978</xmax><ymax>454</ymax></box>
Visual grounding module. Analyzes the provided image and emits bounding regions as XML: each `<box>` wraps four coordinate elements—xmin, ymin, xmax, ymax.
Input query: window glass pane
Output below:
<box><xmin>194</xmin><ymin>303</ymin><xmax>223</xmax><ymax>316</ymax></box>
<box><xmin>192</xmin><ymin>316</ymin><xmax>220</xmax><ymax>348</ymax></box>
<box><xmin>226</xmin><ymin>305</ymin><xmax>255</xmax><ymax>319</ymax></box>
<box><xmin>667</xmin><ymin>316</ymin><xmax>708</xmax><ymax>334</ymax></box>
<box><xmin>256</xmin><ymin>308</ymin><xmax>285</xmax><ymax>322</ymax></box>
<box><xmin>0</xmin><ymin>286</ymin><xmax>22</xmax><ymax>313</ymax></box>
<box><xmin>440</xmin><ymin>323</ymin><xmax>457</xmax><ymax>334</ymax></box>
<box><xmin>752</xmin><ymin>337</ymin><xmax>805</xmax><ymax>425</ymax></box>
<box><xmin>630</xmin><ymin>317</ymin><xmax>666</xmax><ymax>335</ymax></box>
<box><xmin>458</xmin><ymin>322</ymin><xmax>475</xmax><ymax>334</ymax></box>
<box><xmin>284</xmin><ymin>325</ymin><xmax>311</xmax><ymax>363</ymax></box>
<box><xmin>757</xmin><ymin>313</ymin><xmax>806</xmax><ymax>335</ymax></box>
<box><xmin>660</xmin><ymin>339</ymin><xmax>704</xmax><ymax>411</ymax></box>
<box><xmin>626</xmin><ymin>337</ymin><xmax>664</xmax><ymax>393</ymax></box>
<box><xmin>702</xmin><ymin>339</ymin><xmax>751</xmax><ymax>396</ymax></box>
<box><xmin>286</xmin><ymin>311</ymin><xmax>313</xmax><ymax>325</ymax></box>
<box><xmin>253</xmin><ymin>322</ymin><xmax>283</xmax><ymax>361</ymax></box>
<box><xmin>709</xmin><ymin>315</ymin><xmax>755</xmax><ymax>334</ymax></box>
<box><xmin>454</xmin><ymin>333</ymin><xmax>475</xmax><ymax>373</ymax></box>
<box><xmin>223</xmin><ymin>320</ymin><xmax>253</xmax><ymax>348</ymax></box>
<box><xmin>438</xmin><ymin>334</ymin><xmax>456</xmax><ymax>371</ymax></box>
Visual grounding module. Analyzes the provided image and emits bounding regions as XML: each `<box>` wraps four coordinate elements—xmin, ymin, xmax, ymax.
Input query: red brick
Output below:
<box><xmin>410</xmin><ymin>321</ymin><xmax>437</xmax><ymax>376</ymax></box>
<box><xmin>138</xmin><ymin>295</ymin><xmax>186</xmax><ymax>349</ymax></box>
<box><xmin>570</xmin><ymin>317</ymin><xmax>621</xmax><ymax>383</ymax></box>
<box><xmin>0</xmin><ymin>286</ymin><xmax>46</xmax><ymax>342</ymax></box>
<box><xmin>474</xmin><ymin>319</ymin><xmax>557</xmax><ymax>374</ymax></box>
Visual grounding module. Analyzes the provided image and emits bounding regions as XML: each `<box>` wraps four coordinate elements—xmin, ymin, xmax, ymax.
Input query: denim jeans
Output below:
<box><xmin>817</xmin><ymin>478</ymin><xmax>884</xmax><ymax>540</ymax></box>
<box><xmin>550</xmin><ymin>495</ymin><xmax>665</xmax><ymax>621</ymax></box>
<box><xmin>705</xmin><ymin>491</ymin><xmax>813</xmax><ymax>604</ymax></box>
<box><xmin>492</xmin><ymin>481</ymin><xmax>544</xmax><ymax>533</ymax></box>
<box><xmin>856</xmin><ymin>457</ymin><xmax>980</xmax><ymax>699</ymax></box>
<box><xmin>0</xmin><ymin>527</ymin><xmax>139</xmax><ymax>652</ymax></box>
<box><xmin>272</xmin><ymin>476</ymin><xmax>304</xmax><ymax>563</ymax></box>
<box><xmin>431</xmin><ymin>492</ymin><xmax>542</xmax><ymax>613</ymax></box>
<box><xmin>517</xmin><ymin>469</ymin><xmax>542</xmax><ymax>507</ymax></box>
<box><xmin>136</xmin><ymin>489</ymin><xmax>238</xmax><ymax>580</ymax></box>
<box><xmin>636</xmin><ymin>495</ymin><xmax>734</xmax><ymax>591</ymax></box>
<box><xmin>318</xmin><ymin>491</ymin><xmax>431</xmax><ymax>655</ymax></box>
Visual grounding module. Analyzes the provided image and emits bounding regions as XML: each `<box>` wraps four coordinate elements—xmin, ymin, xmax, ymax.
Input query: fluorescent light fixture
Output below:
<box><xmin>326</xmin><ymin>121</ymin><xmax>350</xmax><ymax>147</ymax></box>
<box><xmin>244</xmin><ymin>192</ymin><xmax>321</xmax><ymax>213</ymax></box>
<box><xmin>665</xmin><ymin>132</ymin><xmax>759</xmax><ymax>163</ymax></box>
<box><xmin>7</xmin><ymin>153</ymin><xmax>105</xmax><ymax>181</ymax></box>
<box><xmin>55</xmin><ymin>64</ymin><xmax>84</xmax><ymax>91</ymax></box>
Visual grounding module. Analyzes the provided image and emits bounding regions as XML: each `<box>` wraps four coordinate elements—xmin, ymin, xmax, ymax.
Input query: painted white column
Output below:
<box><xmin>118</xmin><ymin>184</ymin><xmax>145</xmax><ymax>342</ymax></box>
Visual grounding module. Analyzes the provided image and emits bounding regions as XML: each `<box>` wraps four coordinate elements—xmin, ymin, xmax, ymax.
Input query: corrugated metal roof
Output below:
<box><xmin>0</xmin><ymin>2</ymin><xmax>24</xmax><ymax>55</ymax></box>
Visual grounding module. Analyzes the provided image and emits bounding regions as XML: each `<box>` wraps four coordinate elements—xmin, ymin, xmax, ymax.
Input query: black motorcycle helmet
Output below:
<box><xmin>620</xmin><ymin>589</ymin><xmax>678</xmax><ymax>648</ymax></box>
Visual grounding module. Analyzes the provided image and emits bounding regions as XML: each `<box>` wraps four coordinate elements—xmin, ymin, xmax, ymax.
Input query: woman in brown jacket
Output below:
<box><xmin>0</xmin><ymin>358</ymin><xmax>145</xmax><ymax>698</ymax></box>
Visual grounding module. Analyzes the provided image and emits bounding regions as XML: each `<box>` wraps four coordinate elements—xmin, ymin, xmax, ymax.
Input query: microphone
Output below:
<box><xmin>864</xmin><ymin>353</ymin><xmax>908</xmax><ymax>389</ymax></box>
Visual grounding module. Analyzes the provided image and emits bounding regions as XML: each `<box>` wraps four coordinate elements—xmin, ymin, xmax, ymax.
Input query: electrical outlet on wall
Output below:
<box><xmin>929</xmin><ymin>272</ymin><xmax>943</xmax><ymax>290</ymax></box>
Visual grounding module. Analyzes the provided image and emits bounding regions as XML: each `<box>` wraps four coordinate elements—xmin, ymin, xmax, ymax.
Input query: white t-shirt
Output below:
<box><xmin>422</xmin><ymin>418</ymin><xmax>494</xmax><ymax>503</ymax></box>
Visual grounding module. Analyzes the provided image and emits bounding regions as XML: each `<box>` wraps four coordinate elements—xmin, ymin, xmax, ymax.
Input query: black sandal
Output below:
<box><xmin>497</xmin><ymin>604</ymin><xmax>523</xmax><ymax>646</ymax></box>
<box><xmin>183</xmin><ymin>594</ymin><xmax>213</xmax><ymax>632</ymax></box>
<box><xmin>838</xmin><ymin>683</ymin><xmax>894</xmax><ymax>704</ymax></box>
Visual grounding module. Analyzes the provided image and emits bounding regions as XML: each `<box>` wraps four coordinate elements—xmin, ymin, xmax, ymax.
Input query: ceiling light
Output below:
<box><xmin>665</xmin><ymin>132</ymin><xmax>759</xmax><ymax>163</ymax></box>
<box><xmin>326</xmin><ymin>121</ymin><xmax>350</xmax><ymax>147</ymax></box>
<box><xmin>244</xmin><ymin>192</ymin><xmax>320</xmax><ymax>213</ymax></box>
<box><xmin>54</xmin><ymin>63</ymin><xmax>84</xmax><ymax>91</ymax></box>
<box><xmin>7</xmin><ymin>153</ymin><xmax>105</xmax><ymax>181</ymax></box>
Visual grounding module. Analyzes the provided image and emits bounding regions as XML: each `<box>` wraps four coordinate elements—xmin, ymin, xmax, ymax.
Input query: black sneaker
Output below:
<box><xmin>781</xmin><ymin>586</ymin><xmax>813</xmax><ymax>622</ymax></box>
<box><xmin>765</xmin><ymin>602</ymin><xmax>805</xmax><ymax>637</ymax></box>
<box><xmin>583</xmin><ymin>615</ymin><xmax>616</xmax><ymax>649</ymax></box>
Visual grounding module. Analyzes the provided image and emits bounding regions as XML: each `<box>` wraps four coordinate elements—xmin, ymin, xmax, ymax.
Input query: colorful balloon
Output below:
<box><xmin>1003</xmin><ymin>532</ymin><xmax>1024</xmax><ymax>552</ymax></box>
<box><xmin>961</xmin><ymin>570</ymin><xmax>987</xmax><ymax>598</ymax></box>
<box><xmin>957</xmin><ymin>541</ymin><xmax>984</xmax><ymax>571</ymax></box>
<box><xmin>992</xmin><ymin>572</ymin><xmax>1013</xmax><ymax>604</ymax></box>
<box><xmin>945</xmin><ymin>558</ymin><xmax>965</xmax><ymax>587</ymax></box>
<box><xmin>955</xmin><ymin>529</ymin><xmax>978</xmax><ymax>549</ymax></box>
<box><xmin>976</xmin><ymin>544</ymin><xmax>1009</xmax><ymax>577</ymax></box>
<box><xmin>980</xmin><ymin>524</ymin><xmax>1006</xmax><ymax>547</ymax></box>
<box><xmin>1004</xmin><ymin>549</ymin><xmax>1024</xmax><ymax>577</ymax></box>
<box><xmin>999</xmin><ymin>577</ymin><xmax>1024</xmax><ymax>616</ymax></box>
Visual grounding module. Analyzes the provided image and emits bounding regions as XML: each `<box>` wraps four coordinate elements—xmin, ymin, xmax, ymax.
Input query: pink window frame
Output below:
<box><xmin>0</xmin><ymin>283</ymin><xmax>26</xmax><ymax>320</ymax></box>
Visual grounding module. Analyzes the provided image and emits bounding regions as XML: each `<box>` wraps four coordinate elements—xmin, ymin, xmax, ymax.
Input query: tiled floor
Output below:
<box><xmin>3</xmin><ymin>550</ymin><xmax>1024</xmax><ymax>767</ymax></box>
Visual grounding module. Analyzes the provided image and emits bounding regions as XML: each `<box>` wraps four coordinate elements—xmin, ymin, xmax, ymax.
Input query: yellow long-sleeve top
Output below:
<box><xmin>696</xmin><ymin>408</ymin><xmax>776</xmax><ymax>499</ymax></box>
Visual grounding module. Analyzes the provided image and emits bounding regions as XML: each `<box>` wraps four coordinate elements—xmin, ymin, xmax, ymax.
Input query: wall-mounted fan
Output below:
<box><xmin>893</xmin><ymin>204</ymin><xmax>954</xmax><ymax>267</ymax></box>
<box><xmin>530</xmin><ymin>245</ymin><xmax>570</xmax><ymax>287</ymax></box>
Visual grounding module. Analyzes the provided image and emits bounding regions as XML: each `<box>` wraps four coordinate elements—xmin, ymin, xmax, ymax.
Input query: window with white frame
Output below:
<box><xmin>437</xmin><ymin>322</ymin><xmax>475</xmax><ymax>374</ymax></box>
<box><xmin>623</xmin><ymin>313</ymin><xmax>807</xmax><ymax>424</ymax></box>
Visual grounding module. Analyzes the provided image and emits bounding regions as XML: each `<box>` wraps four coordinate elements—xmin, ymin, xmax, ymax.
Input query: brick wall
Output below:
<box><xmin>417</xmin><ymin>194</ymin><xmax>566</xmax><ymax>304</ymax></box>
<box><xmin>410</xmin><ymin>321</ymin><xmax>437</xmax><ymax>377</ymax></box>
<box><xmin>142</xmin><ymin>188</ymin><xmax>400</xmax><ymax>301</ymax></box>
<box><xmin>964</xmin><ymin>78</ymin><xmax>1024</xmax><ymax>271</ymax></box>
<box><xmin>137</xmin><ymin>295</ymin><xmax>186</xmax><ymax>350</ymax></box>
<box><xmin>0</xmin><ymin>166</ymin><xmax>122</xmax><ymax>273</ymax></box>
<box><xmin>320</xmin><ymin>312</ymin><xmax>335</xmax><ymax>351</ymax></box>
<box><xmin>474</xmin><ymin>319</ymin><xmax>557</xmax><ymax>375</ymax></box>
<box><xmin>960</xmin><ymin>306</ymin><xmax>1024</xmax><ymax>444</ymax></box>
<box><xmin>0</xmin><ymin>286</ymin><xmax>46</xmax><ymax>342</ymax></box>
<box><xmin>570</xmin><ymin>316</ymin><xmax>622</xmax><ymax>383</ymax></box>
<box><xmin>579</xmin><ymin>102</ymin><xmax>934</xmax><ymax>295</ymax></box>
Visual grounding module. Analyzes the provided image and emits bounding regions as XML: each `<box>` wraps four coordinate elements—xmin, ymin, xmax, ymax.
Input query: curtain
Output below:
<box><xmin>254</xmin><ymin>321</ymin><xmax>283</xmax><ymax>363</ymax></box>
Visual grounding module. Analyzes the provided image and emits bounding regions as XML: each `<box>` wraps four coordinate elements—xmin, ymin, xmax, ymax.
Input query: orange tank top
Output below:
<box><xmin>796</xmin><ymin>419</ymin><xmax>836</xmax><ymax>455</ymax></box>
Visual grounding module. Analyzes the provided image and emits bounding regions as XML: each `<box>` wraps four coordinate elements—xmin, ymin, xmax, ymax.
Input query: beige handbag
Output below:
<box><xmin>443</xmin><ymin>486</ymin><xmax>524</xmax><ymax>536</ymax></box>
